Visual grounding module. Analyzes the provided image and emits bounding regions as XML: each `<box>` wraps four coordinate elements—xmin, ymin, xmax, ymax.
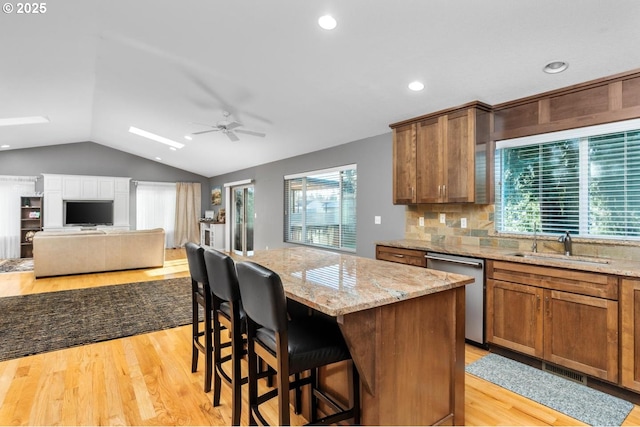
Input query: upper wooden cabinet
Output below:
<box><xmin>390</xmin><ymin>101</ymin><xmax>492</xmax><ymax>204</ymax></box>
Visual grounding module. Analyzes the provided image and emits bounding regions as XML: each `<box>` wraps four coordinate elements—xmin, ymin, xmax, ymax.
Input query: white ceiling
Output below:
<box><xmin>2</xmin><ymin>1</ymin><xmax>640</xmax><ymax>178</ymax></box>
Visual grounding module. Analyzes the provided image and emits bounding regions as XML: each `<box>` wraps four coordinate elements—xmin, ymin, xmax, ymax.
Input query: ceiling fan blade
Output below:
<box><xmin>235</xmin><ymin>129</ymin><xmax>266</xmax><ymax>138</ymax></box>
<box><xmin>192</xmin><ymin>129</ymin><xmax>220</xmax><ymax>135</ymax></box>
<box><xmin>226</xmin><ymin>131</ymin><xmax>240</xmax><ymax>142</ymax></box>
<box><xmin>226</xmin><ymin>121</ymin><xmax>242</xmax><ymax>131</ymax></box>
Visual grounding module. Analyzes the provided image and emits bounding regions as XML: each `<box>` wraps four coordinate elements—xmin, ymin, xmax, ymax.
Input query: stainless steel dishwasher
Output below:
<box><xmin>426</xmin><ymin>252</ymin><xmax>485</xmax><ymax>346</ymax></box>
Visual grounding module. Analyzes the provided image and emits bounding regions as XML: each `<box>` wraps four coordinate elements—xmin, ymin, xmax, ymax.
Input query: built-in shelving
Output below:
<box><xmin>20</xmin><ymin>196</ymin><xmax>43</xmax><ymax>258</ymax></box>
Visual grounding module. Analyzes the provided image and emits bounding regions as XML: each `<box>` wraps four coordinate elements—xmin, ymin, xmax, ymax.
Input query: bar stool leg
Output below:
<box><xmin>191</xmin><ymin>294</ymin><xmax>199</xmax><ymax>373</ymax></box>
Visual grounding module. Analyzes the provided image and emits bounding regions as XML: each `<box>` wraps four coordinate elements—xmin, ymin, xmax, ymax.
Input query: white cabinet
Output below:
<box><xmin>43</xmin><ymin>175</ymin><xmax>63</xmax><ymax>229</ymax></box>
<box><xmin>200</xmin><ymin>222</ymin><xmax>224</xmax><ymax>249</ymax></box>
<box><xmin>42</xmin><ymin>174</ymin><xmax>131</xmax><ymax>230</ymax></box>
<box><xmin>61</xmin><ymin>176</ymin><xmax>115</xmax><ymax>200</ymax></box>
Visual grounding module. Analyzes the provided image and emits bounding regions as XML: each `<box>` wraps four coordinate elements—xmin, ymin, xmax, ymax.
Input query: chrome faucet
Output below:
<box><xmin>558</xmin><ymin>231</ymin><xmax>572</xmax><ymax>256</ymax></box>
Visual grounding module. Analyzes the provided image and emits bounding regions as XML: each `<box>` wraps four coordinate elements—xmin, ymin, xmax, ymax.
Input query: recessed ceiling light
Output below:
<box><xmin>0</xmin><ymin>116</ymin><xmax>50</xmax><ymax>126</ymax></box>
<box><xmin>169</xmin><ymin>146</ymin><xmax>177</xmax><ymax>151</ymax></box>
<box><xmin>1</xmin><ymin>144</ymin><xmax>10</xmax><ymax>148</ymax></box>
<box><xmin>155</xmin><ymin>157</ymin><xmax>162</xmax><ymax>161</ymax></box>
<box><xmin>318</xmin><ymin>15</ymin><xmax>337</xmax><ymax>30</ymax></box>
<box><xmin>543</xmin><ymin>61</ymin><xmax>569</xmax><ymax>74</ymax></box>
<box><xmin>408</xmin><ymin>81</ymin><xmax>425</xmax><ymax>91</ymax></box>
<box><xmin>184</xmin><ymin>135</ymin><xmax>192</xmax><ymax>141</ymax></box>
<box><xmin>128</xmin><ymin>126</ymin><xmax>184</xmax><ymax>149</ymax></box>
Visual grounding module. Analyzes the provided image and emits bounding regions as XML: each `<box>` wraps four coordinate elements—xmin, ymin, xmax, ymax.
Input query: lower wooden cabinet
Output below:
<box><xmin>487</xmin><ymin>279</ymin><xmax>543</xmax><ymax>358</ymax></box>
<box><xmin>487</xmin><ymin>261</ymin><xmax>619</xmax><ymax>383</ymax></box>
<box><xmin>621</xmin><ymin>278</ymin><xmax>640</xmax><ymax>392</ymax></box>
<box><xmin>375</xmin><ymin>245</ymin><xmax>426</xmax><ymax>267</ymax></box>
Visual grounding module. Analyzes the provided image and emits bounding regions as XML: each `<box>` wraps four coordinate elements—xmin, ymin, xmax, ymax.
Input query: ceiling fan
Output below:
<box><xmin>191</xmin><ymin>111</ymin><xmax>266</xmax><ymax>142</ymax></box>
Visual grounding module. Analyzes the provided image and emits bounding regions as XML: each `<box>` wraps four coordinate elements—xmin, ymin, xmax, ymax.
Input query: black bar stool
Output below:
<box><xmin>203</xmin><ymin>248</ymin><xmax>246</xmax><ymax>426</ymax></box>
<box><xmin>185</xmin><ymin>242</ymin><xmax>213</xmax><ymax>393</ymax></box>
<box><xmin>236</xmin><ymin>260</ymin><xmax>360</xmax><ymax>426</ymax></box>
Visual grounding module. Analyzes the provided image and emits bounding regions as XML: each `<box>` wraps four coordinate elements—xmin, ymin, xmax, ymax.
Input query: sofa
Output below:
<box><xmin>33</xmin><ymin>228</ymin><xmax>165</xmax><ymax>278</ymax></box>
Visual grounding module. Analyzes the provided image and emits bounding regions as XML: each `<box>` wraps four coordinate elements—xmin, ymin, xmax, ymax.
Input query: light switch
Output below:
<box><xmin>461</xmin><ymin>218</ymin><xmax>467</xmax><ymax>228</ymax></box>
<box><xmin>439</xmin><ymin>213</ymin><xmax>446</xmax><ymax>224</ymax></box>
<box><xmin>374</xmin><ymin>215</ymin><xmax>381</xmax><ymax>225</ymax></box>
<box><xmin>419</xmin><ymin>217</ymin><xmax>424</xmax><ymax>227</ymax></box>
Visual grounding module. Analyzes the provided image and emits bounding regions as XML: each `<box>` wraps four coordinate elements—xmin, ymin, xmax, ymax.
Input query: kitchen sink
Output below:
<box><xmin>509</xmin><ymin>252</ymin><xmax>610</xmax><ymax>266</ymax></box>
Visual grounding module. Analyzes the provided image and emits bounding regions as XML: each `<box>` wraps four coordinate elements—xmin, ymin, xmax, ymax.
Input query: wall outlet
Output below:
<box><xmin>374</xmin><ymin>215</ymin><xmax>381</xmax><ymax>225</ymax></box>
<box><xmin>439</xmin><ymin>213</ymin><xmax>446</xmax><ymax>224</ymax></box>
<box><xmin>419</xmin><ymin>217</ymin><xmax>424</xmax><ymax>227</ymax></box>
<box><xmin>461</xmin><ymin>218</ymin><xmax>467</xmax><ymax>228</ymax></box>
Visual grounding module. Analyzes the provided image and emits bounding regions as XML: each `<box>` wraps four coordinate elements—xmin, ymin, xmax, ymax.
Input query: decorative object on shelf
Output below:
<box><xmin>217</xmin><ymin>208</ymin><xmax>225</xmax><ymax>223</ymax></box>
<box><xmin>28</xmin><ymin>211</ymin><xmax>40</xmax><ymax>219</ymax></box>
<box><xmin>24</xmin><ymin>230</ymin><xmax>36</xmax><ymax>242</ymax></box>
<box><xmin>23</xmin><ymin>198</ymin><xmax>31</xmax><ymax>207</ymax></box>
<box><xmin>211</xmin><ymin>186</ymin><xmax>222</xmax><ymax>205</ymax></box>
<box><xmin>204</xmin><ymin>210</ymin><xmax>215</xmax><ymax>220</ymax></box>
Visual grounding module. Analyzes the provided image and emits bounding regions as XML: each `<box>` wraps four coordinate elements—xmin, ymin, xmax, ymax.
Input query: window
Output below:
<box><xmin>284</xmin><ymin>164</ymin><xmax>357</xmax><ymax>251</ymax></box>
<box><xmin>135</xmin><ymin>181</ymin><xmax>176</xmax><ymax>248</ymax></box>
<box><xmin>495</xmin><ymin>119</ymin><xmax>640</xmax><ymax>239</ymax></box>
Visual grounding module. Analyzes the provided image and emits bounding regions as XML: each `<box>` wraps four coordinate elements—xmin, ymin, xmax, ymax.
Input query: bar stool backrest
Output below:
<box><xmin>203</xmin><ymin>249</ymin><xmax>241</xmax><ymax>302</ymax></box>
<box><xmin>185</xmin><ymin>242</ymin><xmax>208</xmax><ymax>284</ymax></box>
<box><xmin>236</xmin><ymin>261</ymin><xmax>288</xmax><ymax>333</ymax></box>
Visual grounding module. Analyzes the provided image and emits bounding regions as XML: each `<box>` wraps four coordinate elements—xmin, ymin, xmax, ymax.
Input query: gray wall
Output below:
<box><xmin>209</xmin><ymin>132</ymin><xmax>406</xmax><ymax>259</ymax></box>
<box><xmin>0</xmin><ymin>142</ymin><xmax>210</xmax><ymax>228</ymax></box>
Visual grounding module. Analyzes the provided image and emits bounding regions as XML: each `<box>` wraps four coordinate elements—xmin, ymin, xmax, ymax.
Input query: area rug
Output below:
<box><xmin>0</xmin><ymin>258</ymin><xmax>34</xmax><ymax>273</ymax></box>
<box><xmin>0</xmin><ymin>277</ymin><xmax>192</xmax><ymax>362</ymax></box>
<box><xmin>466</xmin><ymin>353</ymin><xmax>634</xmax><ymax>426</ymax></box>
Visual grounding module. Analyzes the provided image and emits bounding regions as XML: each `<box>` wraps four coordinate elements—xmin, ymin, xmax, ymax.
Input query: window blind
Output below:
<box><xmin>284</xmin><ymin>165</ymin><xmax>357</xmax><ymax>251</ymax></box>
<box><xmin>495</xmin><ymin>125</ymin><xmax>640</xmax><ymax>239</ymax></box>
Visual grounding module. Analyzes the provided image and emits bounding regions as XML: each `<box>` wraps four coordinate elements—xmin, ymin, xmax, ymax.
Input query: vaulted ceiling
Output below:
<box><xmin>2</xmin><ymin>0</ymin><xmax>640</xmax><ymax>177</ymax></box>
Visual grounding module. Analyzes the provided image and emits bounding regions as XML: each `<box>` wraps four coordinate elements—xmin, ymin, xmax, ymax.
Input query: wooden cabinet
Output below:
<box><xmin>390</xmin><ymin>101</ymin><xmax>492</xmax><ymax>204</ymax></box>
<box><xmin>375</xmin><ymin>245</ymin><xmax>427</xmax><ymax>267</ymax></box>
<box><xmin>20</xmin><ymin>196</ymin><xmax>43</xmax><ymax>258</ymax></box>
<box><xmin>487</xmin><ymin>260</ymin><xmax>619</xmax><ymax>383</ymax></box>
<box><xmin>621</xmin><ymin>278</ymin><xmax>640</xmax><ymax>393</ymax></box>
<box><xmin>487</xmin><ymin>279</ymin><xmax>543</xmax><ymax>358</ymax></box>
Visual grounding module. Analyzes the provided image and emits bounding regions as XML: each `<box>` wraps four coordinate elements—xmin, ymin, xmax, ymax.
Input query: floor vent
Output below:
<box><xmin>542</xmin><ymin>362</ymin><xmax>587</xmax><ymax>385</ymax></box>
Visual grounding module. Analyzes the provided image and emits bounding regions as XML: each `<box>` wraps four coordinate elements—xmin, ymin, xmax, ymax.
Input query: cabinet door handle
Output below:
<box><xmin>438</xmin><ymin>185</ymin><xmax>442</xmax><ymax>197</ymax></box>
<box><xmin>536</xmin><ymin>295</ymin><xmax>541</xmax><ymax>311</ymax></box>
<box><xmin>392</xmin><ymin>254</ymin><xmax>405</xmax><ymax>258</ymax></box>
<box><xmin>545</xmin><ymin>295</ymin><xmax>550</xmax><ymax>316</ymax></box>
<box><xmin>443</xmin><ymin>185</ymin><xmax>446</xmax><ymax>197</ymax></box>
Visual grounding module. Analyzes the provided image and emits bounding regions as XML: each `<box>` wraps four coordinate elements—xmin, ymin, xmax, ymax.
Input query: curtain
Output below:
<box><xmin>135</xmin><ymin>181</ymin><xmax>177</xmax><ymax>248</ymax></box>
<box><xmin>0</xmin><ymin>176</ymin><xmax>37</xmax><ymax>259</ymax></box>
<box><xmin>174</xmin><ymin>182</ymin><xmax>201</xmax><ymax>247</ymax></box>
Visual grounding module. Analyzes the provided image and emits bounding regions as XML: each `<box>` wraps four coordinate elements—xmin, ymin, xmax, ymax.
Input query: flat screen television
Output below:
<box><xmin>64</xmin><ymin>200</ymin><xmax>114</xmax><ymax>226</ymax></box>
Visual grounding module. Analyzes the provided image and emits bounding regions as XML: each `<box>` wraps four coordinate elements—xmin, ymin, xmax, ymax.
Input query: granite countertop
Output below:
<box><xmin>230</xmin><ymin>246</ymin><xmax>473</xmax><ymax>316</ymax></box>
<box><xmin>377</xmin><ymin>239</ymin><xmax>640</xmax><ymax>278</ymax></box>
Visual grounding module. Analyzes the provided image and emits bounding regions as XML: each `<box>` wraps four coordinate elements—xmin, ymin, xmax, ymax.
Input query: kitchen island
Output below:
<box><xmin>231</xmin><ymin>246</ymin><xmax>473</xmax><ymax>425</ymax></box>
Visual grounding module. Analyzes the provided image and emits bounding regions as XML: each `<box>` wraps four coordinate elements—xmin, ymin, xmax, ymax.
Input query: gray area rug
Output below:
<box><xmin>466</xmin><ymin>353</ymin><xmax>634</xmax><ymax>426</ymax></box>
<box><xmin>0</xmin><ymin>277</ymin><xmax>192</xmax><ymax>362</ymax></box>
<box><xmin>0</xmin><ymin>258</ymin><xmax>34</xmax><ymax>273</ymax></box>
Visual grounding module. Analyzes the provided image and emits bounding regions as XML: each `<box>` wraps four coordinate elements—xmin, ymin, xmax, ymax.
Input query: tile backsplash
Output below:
<box><xmin>405</xmin><ymin>204</ymin><xmax>640</xmax><ymax>261</ymax></box>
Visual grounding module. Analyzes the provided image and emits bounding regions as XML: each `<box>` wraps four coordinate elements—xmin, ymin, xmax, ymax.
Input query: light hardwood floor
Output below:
<box><xmin>0</xmin><ymin>249</ymin><xmax>639</xmax><ymax>426</ymax></box>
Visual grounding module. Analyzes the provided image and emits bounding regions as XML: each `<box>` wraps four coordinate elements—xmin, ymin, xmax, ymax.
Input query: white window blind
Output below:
<box><xmin>495</xmin><ymin>120</ymin><xmax>640</xmax><ymax>239</ymax></box>
<box><xmin>284</xmin><ymin>164</ymin><xmax>357</xmax><ymax>251</ymax></box>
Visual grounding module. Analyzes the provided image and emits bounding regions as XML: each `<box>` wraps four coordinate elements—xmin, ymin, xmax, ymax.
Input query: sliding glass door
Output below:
<box><xmin>232</xmin><ymin>184</ymin><xmax>254</xmax><ymax>256</ymax></box>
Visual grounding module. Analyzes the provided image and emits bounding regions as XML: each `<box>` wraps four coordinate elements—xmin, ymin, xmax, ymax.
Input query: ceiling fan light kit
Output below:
<box><xmin>192</xmin><ymin>111</ymin><xmax>266</xmax><ymax>142</ymax></box>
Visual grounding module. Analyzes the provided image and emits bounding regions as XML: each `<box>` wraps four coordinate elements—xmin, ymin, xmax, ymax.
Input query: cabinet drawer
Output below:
<box><xmin>487</xmin><ymin>260</ymin><xmax>618</xmax><ymax>300</ymax></box>
<box><xmin>376</xmin><ymin>245</ymin><xmax>426</xmax><ymax>267</ymax></box>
